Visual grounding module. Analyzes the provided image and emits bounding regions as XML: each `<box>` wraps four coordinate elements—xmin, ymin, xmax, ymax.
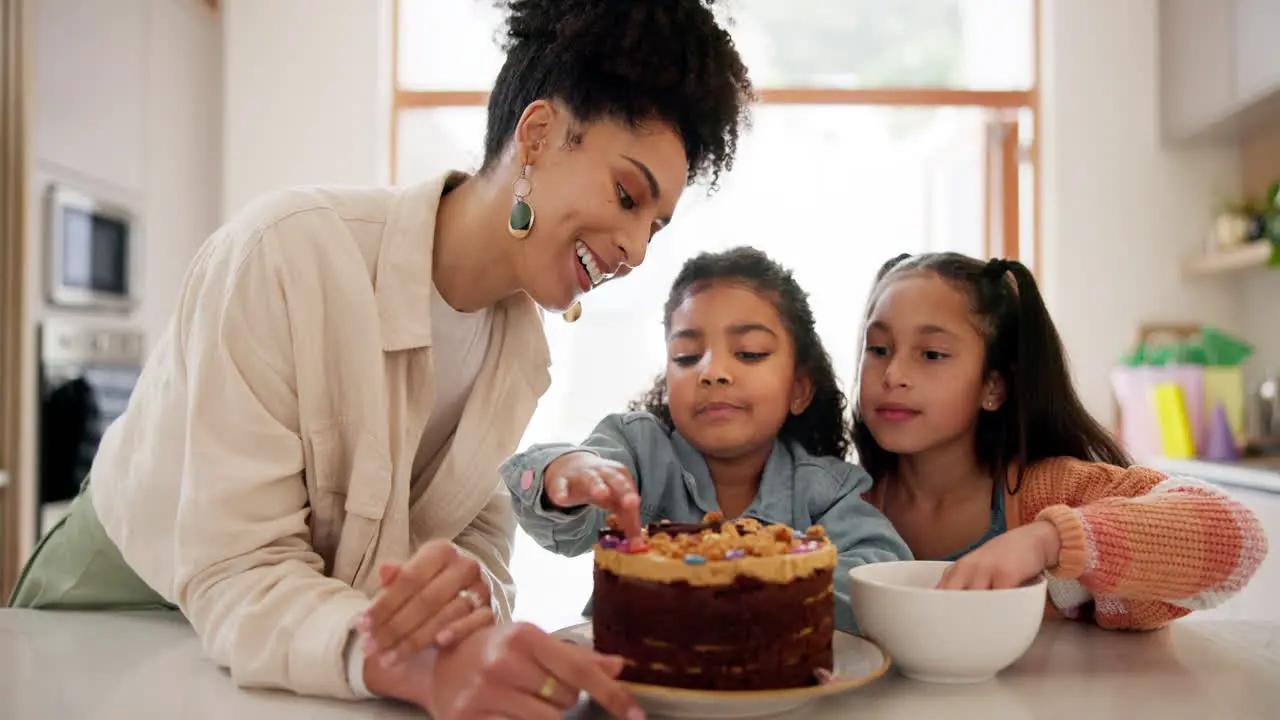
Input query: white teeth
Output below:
<box><xmin>575</xmin><ymin>240</ymin><xmax>603</xmax><ymax>286</ymax></box>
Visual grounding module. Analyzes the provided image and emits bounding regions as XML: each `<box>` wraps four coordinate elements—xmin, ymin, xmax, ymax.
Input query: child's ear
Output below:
<box><xmin>980</xmin><ymin>372</ymin><xmax>1007</xmax><ymax>412</ymax></box>
<box><xmin>789</xmin><ymin>372</ymin><xmax>816</xmax><ymax>415</ymax></box>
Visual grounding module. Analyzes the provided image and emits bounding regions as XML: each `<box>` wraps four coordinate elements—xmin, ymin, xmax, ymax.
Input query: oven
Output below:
<box><xmin>36</xmin><ymin>319</ymin><xmax>144</xmax><ymax>537</ymax></box>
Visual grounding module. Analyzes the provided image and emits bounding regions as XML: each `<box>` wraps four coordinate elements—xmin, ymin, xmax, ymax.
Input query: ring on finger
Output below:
<box><xmin>538</xmin><ymin>675</ymin><xmax>558</xmax><ymax>700</ymax></box>
<box><xmin>457</xmin><ymin>588</ymin><xmax>484</xmax><ymax>611</ymax></box>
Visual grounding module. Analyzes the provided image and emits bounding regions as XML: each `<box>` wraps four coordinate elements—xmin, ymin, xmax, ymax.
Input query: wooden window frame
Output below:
<box><xmin>1</xmin><ymin>0</ymin><xmax>31</xmax><ymax>599</ymax></box>
<box><xmin>390</xmin><ymin>1</ymin><xmax>1041</xmax><ymax>272</ymax></box>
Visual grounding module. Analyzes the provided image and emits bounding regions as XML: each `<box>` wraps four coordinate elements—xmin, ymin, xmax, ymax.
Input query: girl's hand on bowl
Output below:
<box><xmin>936</xmin><ymin>520</ymin><xmax>1062</xmax><ymax>590</ymax></box>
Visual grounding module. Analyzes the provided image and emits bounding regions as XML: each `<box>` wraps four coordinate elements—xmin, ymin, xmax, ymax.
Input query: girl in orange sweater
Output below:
<box><xmin>855</xmin><ymin>252</ymin><xmax>1268</xmax><ymax>630</ymax></box>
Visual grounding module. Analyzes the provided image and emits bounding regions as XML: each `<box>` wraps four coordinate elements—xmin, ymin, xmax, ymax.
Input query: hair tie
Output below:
<box><xmin>985</xmin><ymin>258</ymin><xmax>1018</xmax><ymax>294</ymax></box>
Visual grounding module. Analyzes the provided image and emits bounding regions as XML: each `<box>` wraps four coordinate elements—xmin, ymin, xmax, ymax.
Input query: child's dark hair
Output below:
<box><xmin>853</xmin><ymin>252</ymin><xmax>1132</xmax><ymax>492</ymax></box>
<box><xmin>630</xmin><ymin>247</ymin><xmax>852</xmax><ymax>459</ymax></box>
<box><xmin>484</xmin><ymin>0</ymin><xmax>753</xmax><ymax>188</ymax></box>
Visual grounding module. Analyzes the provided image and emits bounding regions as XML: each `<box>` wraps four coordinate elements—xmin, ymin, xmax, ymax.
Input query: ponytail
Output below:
<box><xmin>981</xmin><ymin>257</ymin><xmax>1130</xmax><ymax>492</ymax></box>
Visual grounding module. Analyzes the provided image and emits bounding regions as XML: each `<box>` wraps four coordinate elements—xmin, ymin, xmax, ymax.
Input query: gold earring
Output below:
<box><xmin>508</xmin><ymin>163</ymin><xmax>534</xmax><ymax>239</ymax></box>
<box><xmin>562</xmin><ymin>301</ymin><xmax>582</xmax><ymax>323</ymax></box>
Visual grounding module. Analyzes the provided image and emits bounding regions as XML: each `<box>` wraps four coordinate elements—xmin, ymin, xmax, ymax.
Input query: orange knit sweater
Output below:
<box><xmin>866</xmin><ymin>457</ymin><xmax>1269</xmax><ymax>630</ymax></box>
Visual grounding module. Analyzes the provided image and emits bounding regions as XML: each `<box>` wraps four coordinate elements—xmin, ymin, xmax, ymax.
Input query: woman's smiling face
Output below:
<box><xmin>509</xmin><ymin>101</ymin><xmax>688</xmax><ymax>313</ymax></box>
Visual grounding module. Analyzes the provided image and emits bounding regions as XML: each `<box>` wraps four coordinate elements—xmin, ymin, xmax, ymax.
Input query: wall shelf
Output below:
<box><xmin>1182</xmin><ymin>242</ymin><xmax>1275</xmax><ymax>278</ymax></box>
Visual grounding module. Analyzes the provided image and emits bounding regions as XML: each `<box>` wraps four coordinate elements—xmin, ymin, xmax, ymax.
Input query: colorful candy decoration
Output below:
<box><xmin>598</xmin><ymin>515</ymin><xmax>832</xmax><ymax>563</ymax></box>
<box><xmin>788</xmin><ymin>540</ymin><xmax>822</xmax><ymax>554</ymax></box>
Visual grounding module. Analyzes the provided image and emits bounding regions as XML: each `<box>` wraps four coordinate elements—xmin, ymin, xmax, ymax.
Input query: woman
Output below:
<box><xmin>10</xmin><ymin>0</ymin><xmax>753</xmax><ymax>717</ymax></box>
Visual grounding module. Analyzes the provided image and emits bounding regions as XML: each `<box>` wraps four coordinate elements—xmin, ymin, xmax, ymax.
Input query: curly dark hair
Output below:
<box><xmin>853</xmin><ymin>252</ymin><xmax>1132</xmax><ymax>493</ymax></box>
<box><xmin>629</xmin><ymin>247</ymin><xmax>853</xmax><ymax>459</ymax></box>
<box><xmin>484</xmin><ymin>0</ymin><xmax>754</xmax><ymax>188</ymax></box>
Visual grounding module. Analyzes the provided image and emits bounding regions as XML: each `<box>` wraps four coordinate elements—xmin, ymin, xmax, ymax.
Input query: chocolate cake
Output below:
<box><xmin>592</xmin><ymin>512</ymin><xmax>836</xmax><ymax>691</ymax></box>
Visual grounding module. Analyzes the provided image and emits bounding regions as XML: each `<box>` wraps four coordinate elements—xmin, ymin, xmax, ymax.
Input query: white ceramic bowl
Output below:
<box><xmin>848</xmin><ymin>560</ymin><xmax>1046</xmax><ymax>684</ymax></box>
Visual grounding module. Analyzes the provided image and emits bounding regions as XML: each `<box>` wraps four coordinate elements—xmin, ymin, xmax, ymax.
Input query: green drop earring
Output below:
<box><xmin>508</xmin><ymin>163</ymin><xmax>534</xmax><ymax>239</ymax></box>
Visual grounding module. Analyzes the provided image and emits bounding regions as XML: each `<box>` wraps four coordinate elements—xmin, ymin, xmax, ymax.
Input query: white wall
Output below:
<box><xmin>1242</xmin><ymin>270</ymin><xmax>1280</xmax><ymax>390</ymax></box>
<box><xmin>1239</xmin><ymin>129</ymin><xmax>1280</xmax><ymax>386</ymax></box>
<box><xmin>17</xmin><ymin>0</ymin><xmax>221</xmax><ymax>555</ymax></box>
<box><xmin>1038</xmin><ymin>0</ymin><xmax>1245</xmax><ymax>423</ymax></box>
<box><xmin>221</xmin><ymin>0</ymin><xmax>392</xmax><ymax>218</ymax></box>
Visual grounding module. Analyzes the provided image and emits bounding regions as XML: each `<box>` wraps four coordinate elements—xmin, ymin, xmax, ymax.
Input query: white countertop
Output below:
<box><xmin>1</xmin><ymin>610</ymin><xmax>1278</xmax><ymax>719</ymax></box>
<box><xmin>1143</xmin><ymin>456</ymin><xmax>1280</xmax><ymax>494</ymax></box>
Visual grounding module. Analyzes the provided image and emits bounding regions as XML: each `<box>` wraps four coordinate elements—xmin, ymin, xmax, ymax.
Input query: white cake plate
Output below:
<box><xmin>551</xmin><ymin>622</ymin><xmax>891</xmax><ymax>719</ymax></box>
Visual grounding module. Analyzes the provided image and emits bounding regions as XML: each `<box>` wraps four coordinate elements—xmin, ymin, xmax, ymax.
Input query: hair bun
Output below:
<box><xmin>483</xmin><ymin>0</ymin><xmax>749</xmax><ymax>188</ymax></box>
<box><xmin>497</xmin><ymin>0</ymin><xmax>720</xmax><ymax>45</ymax></box>
<box><xmin>494</xmin><ymin>0</ymin><xmax>558</xmax><ymax>42</ymax></box>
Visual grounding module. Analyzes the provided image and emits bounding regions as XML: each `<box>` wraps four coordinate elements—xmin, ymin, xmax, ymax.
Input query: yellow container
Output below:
<box><xmin>1202</xmin><ymin>366</ymin><xmax>1246</xmax><ymax>448</ymax></box>
<box><xmin>1151</xmin><ymin>382</ymin><xmax>1196</xmax><ymax>458</ymax></box>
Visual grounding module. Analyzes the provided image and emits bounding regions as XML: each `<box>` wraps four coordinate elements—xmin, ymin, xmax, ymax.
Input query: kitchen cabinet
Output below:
<box><xmin>34</xmin><ymin>0</ymin><xmax>148</xmax><ymax>193</ymax></box>
<box><xmin>1235</xmin><ymin>0</ymin><xmax>1280</xmax><ymax>105</ymax></box>
<box><xmin>1158</xmin><ymin>0</ymin><xmax>1238</xmax><ymax>143</ymax></box>
<box><xmin>1160</xmin><ymin>0</ymin><xmax>1280</xmax><ymax>144</ymax></box>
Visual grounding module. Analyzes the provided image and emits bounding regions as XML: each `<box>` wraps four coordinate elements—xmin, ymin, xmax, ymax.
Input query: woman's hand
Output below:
<box><xmin>936</xmin><ymin>520</ymin><xmax>1062</xmax><ymax>590</ymax></box>
<box><xmin>543</xmin><ymin>452</ymin><xmax>643</xmax><ymax>539</ymax></box>
<box><xmin>425</xmin><ymin>622</ymin><xmax>645</xmax><ymax>720</ymax></box>
<box><xmin>359</xmin><ymin>540</ymin><xmax>494</xmax><ymax>665</ymax></box>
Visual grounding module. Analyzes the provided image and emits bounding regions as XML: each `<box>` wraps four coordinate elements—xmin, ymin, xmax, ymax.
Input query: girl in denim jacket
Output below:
<box><xmin>503</xmin><ymin>247</ymin><xmax>912</xmax><ymax>633</ymax></box>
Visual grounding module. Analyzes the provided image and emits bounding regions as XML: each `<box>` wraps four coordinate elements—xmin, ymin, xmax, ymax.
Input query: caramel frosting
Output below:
<box><xmin>593</xmin><ymin>513</ymin><xmax>837</xmax><ymax>587</ymax></box>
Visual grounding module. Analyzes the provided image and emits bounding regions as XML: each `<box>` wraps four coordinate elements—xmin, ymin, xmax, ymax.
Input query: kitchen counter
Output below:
<box><xmin>2</xmin><ymin>610</ymin><xmax>1278</xmax><ymax>719</ymax></box>
<box><xmin>1144</xmin><ymin>456</ymin><xmax>1280</xmax><ymax>494</ymax></box>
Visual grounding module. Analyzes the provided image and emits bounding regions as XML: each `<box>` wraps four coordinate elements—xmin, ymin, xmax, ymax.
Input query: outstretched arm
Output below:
<box><xmin>501</xmin><ymin>413</ymin><xmax>645</xmax><ymax>556</ymax></box>
<box><xmin>1029</xmin><ymin>458</ymin><xmax>1268</xmax><ymax>629</ymax></box>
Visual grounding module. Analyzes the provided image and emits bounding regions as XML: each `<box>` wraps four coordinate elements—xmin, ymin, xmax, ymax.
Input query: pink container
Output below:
<box><xmin>1111</xmin><ymin>365</ymin><xmax>1206</xmax><ymax>461</ymax></box>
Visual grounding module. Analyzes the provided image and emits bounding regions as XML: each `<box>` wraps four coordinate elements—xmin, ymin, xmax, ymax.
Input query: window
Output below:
<box><xmin>393</xmin><ymin>0</ymin><xmax>1038</xmax><ymax>629</ymax></box>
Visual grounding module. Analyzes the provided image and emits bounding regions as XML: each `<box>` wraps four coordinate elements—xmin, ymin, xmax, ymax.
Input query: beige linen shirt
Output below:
<box><xmin>89</xmin><ymin>172</ymin><xmax>552</xmax><ymax>698</ymax></box>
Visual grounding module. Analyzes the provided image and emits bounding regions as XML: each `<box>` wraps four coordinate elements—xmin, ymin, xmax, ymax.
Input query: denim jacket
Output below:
<box><xmin>500</xmin><ymin>411</ymin><xmax>913</xmax><ymax>633</ymax></box>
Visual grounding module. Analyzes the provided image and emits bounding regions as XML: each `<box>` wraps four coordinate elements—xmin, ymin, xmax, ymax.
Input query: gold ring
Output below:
<box><xmin>538</xmin><ymin>675</ymin><xmax>558</xmax><ymax>699</ymax></box>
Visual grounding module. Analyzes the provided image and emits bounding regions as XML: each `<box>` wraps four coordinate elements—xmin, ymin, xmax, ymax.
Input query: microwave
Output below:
<box><xmin>44</xmin><ymin>184</ymin><xmax>136</xmax><ymax>312</ymax></box>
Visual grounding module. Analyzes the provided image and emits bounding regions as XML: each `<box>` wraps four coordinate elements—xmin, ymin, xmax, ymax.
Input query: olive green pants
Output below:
<box><xmin>8</xmin><ymin>481</ymin><xmax>177</xmax><ymax>611</ymax></box>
